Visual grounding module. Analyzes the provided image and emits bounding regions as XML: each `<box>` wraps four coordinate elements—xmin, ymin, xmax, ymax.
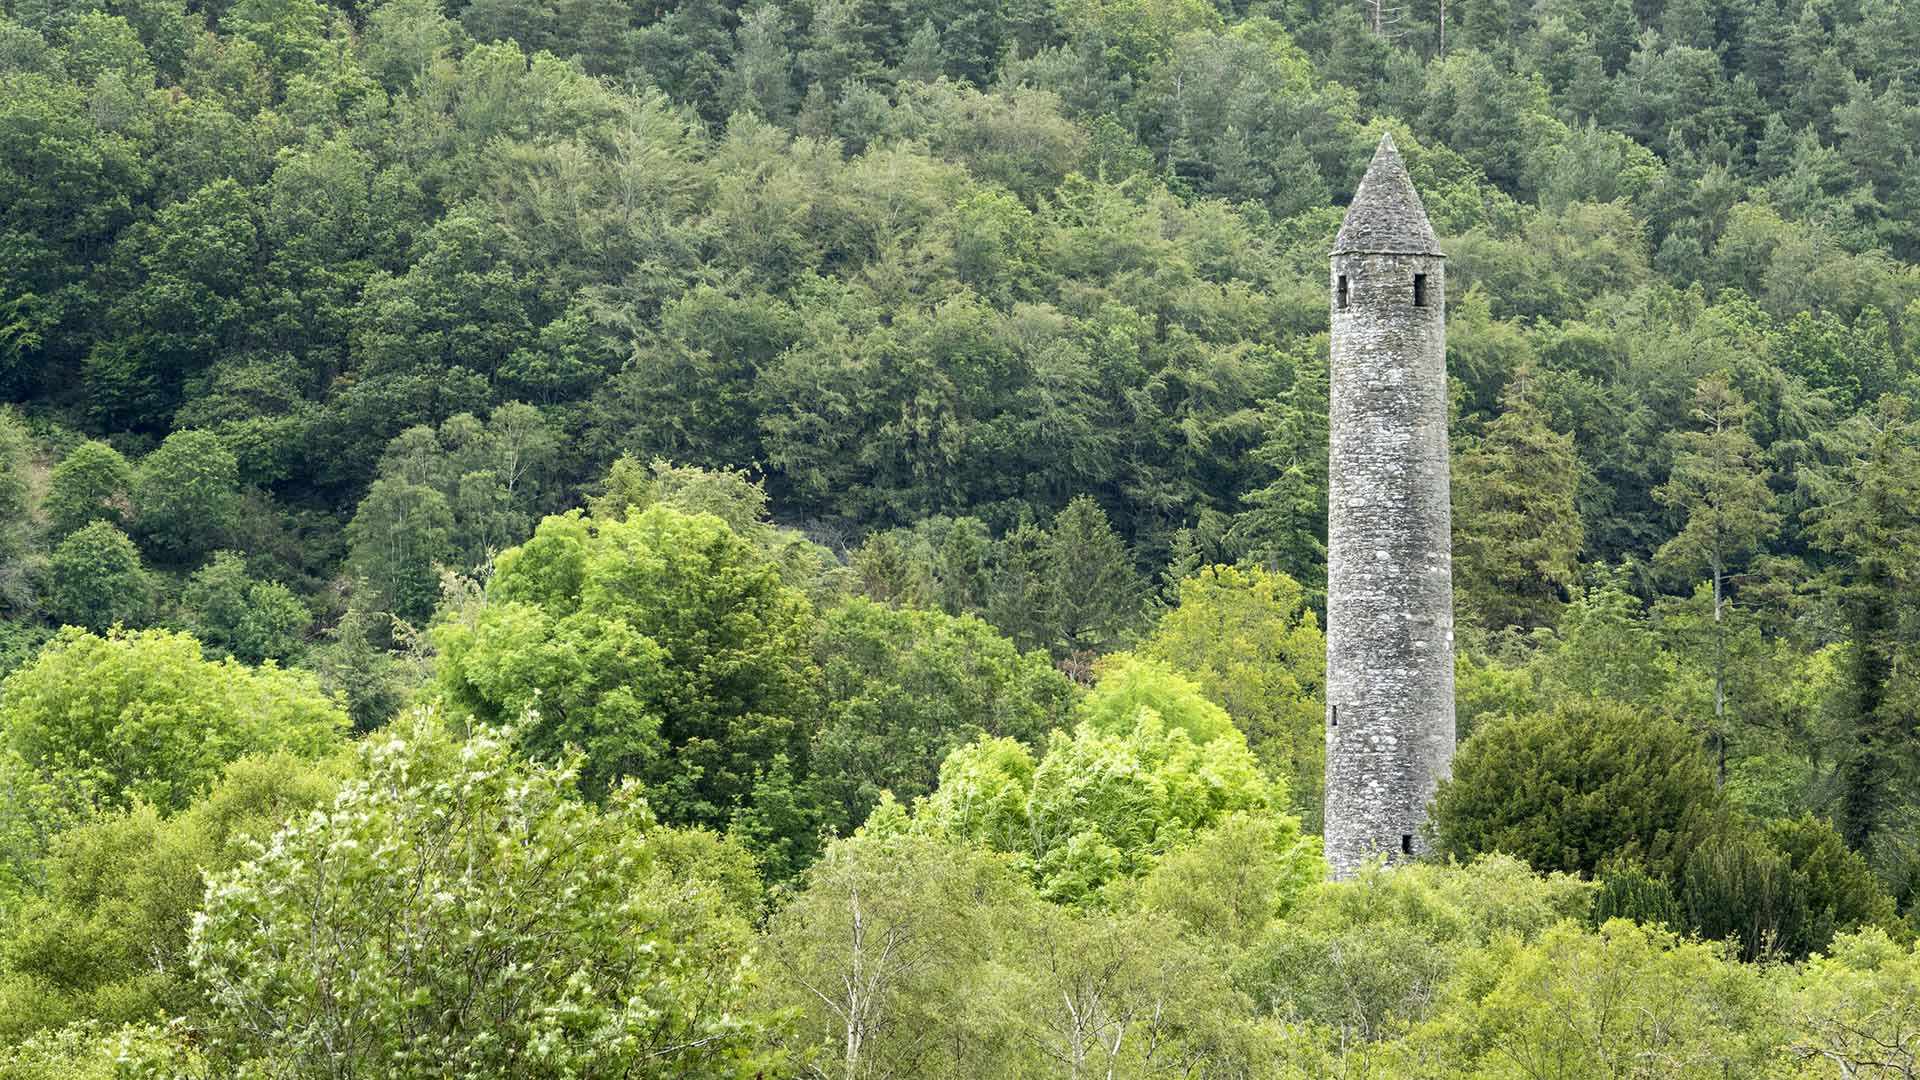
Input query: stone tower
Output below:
<box><xmin>1323</xmin><ymin>133</ymin><xmax>1455</xmax><ymax>879</ymax></box>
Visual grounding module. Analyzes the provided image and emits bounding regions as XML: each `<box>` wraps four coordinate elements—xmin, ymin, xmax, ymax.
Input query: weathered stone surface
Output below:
<box><xmin>1323</xmin><ymin>134</ymin><xmax>1455</xmax><ymax>880</ymax></box>
<box><xmin>1331</xmin><ymin>132</ymin><xmax>1441</xmax><ymax>257</ymax></box>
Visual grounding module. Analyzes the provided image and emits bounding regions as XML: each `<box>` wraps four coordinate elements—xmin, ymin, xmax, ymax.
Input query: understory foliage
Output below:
<box><xmin>5</xmin><ymin>0</ymin><xmax>1920</xmax><ymax>1068</ymax></box>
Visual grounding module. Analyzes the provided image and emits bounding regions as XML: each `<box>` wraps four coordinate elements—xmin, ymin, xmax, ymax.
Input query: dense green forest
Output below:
<box><xmin>3</xmin><ymin>0</ymin><xmax>1920</xmax><ymax>1067</ymax></box>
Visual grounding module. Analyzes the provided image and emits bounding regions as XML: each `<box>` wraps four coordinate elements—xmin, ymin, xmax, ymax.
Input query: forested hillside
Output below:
<box><xmin>3</xmin><ymin>0</ymin><xmax>1920</xmax><ymax>1070</ymax></box>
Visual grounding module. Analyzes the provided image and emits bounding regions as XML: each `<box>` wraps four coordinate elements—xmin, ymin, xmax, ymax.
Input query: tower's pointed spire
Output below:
<box><xmin>1332</xmin><ymin>133</ymin><xmax>1441</xmax><ymax>256</ymax></box>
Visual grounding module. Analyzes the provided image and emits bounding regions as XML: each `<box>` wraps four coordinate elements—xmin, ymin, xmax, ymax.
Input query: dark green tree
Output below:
<box><xmin>344</xmin><ymin>477</ymin><xmax>456</xmax><ymax>626</ymax></box>
<box><xmin>44</xmin><ymin>440</ymin><xmax>134</xmax><ymax>542</ymax></box>
<box><xmin>180</xmin><ymin>551</ymin><xmax>310</xmax><ymax>664</ymax></box>
<box><xmin>1452</xmin><ymin>378</ymin><xmax>1585</xmax><ymax>631</ymax></box>
<box><xmin>811</xmin><ymin>598</ymin><xmax>1074</xmax><ymax>834</ymax></box>
<box><xmin>134</xmin><ymin>429</ymin><xmax>242</xmax><ymax>565</ymax></box>
<box><xmin>1431</xmin><ymin>699</ymin><xmax>1726</xmax><ymax>878</ymax></box>
<box><xmin>43</xmin><ymin>522</ymin><xmax>154</xmax><ymax>632</ymax></box>
<box><xmin>1653</xmin><ymin>374</ymin><xmax>1781</xmax><ymax>785</ymax></box>
<box><xmin>434</xmin><ymin>507</ymin><xmax>822</xmax><ymax>873</ymax></box>
<box><xmin>1805</xmin><ymin>396</ymin><xmax>1920</xmax><ymax>852</ymax></box>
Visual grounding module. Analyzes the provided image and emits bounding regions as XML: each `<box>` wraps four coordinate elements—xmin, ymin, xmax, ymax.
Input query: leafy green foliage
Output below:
<box><xmin>763</xmin><ymin>822</ymin><xmax>1281</xmax><ymax>1078</ymax></box>
<box><xmin>1411</xmin><ymin>920</ymin><xmax>1780</xmax><ymax>1077</ymax></box>
<box><xmin>0</xmin><ymin>413</ymin><xmax>33</xmax><ymax>577</ymax></box>
<box><xmin>179</xmin><ymin>552</ymin><xmax>310</xmax><ymax>664</ymax></box>
<box><xmin>1236</xmin><ymin>855</ymin><xmax>1593</xmax><ymax>1045</ymax></box>
<box><xmin>4</xmin><ymin>0</ymin><xmax>1920</xmax><ymax>1069</ymax></box>
<box><xmin>812</xmin><ymin>597</ymin><xmax>1072</xmax><ymax>834</ymax></box>
<box><xmin>1678</xmin><ymin>814</ymin><xmax>1897</xmax><ymax>962</ymax></box>
<box><xmin>42</xmin><ymin>441</ymin><xmax>132</xmax><ymax>543</ymax></box>
<box><xmin>190</xmin><ymin>717</ymin><xmax>779</xmax><ymax>1079</ymax></box>
<box><xmin>919</xmin><ymin>658</ymin><xmax>1298</xmax><ymax>904</ymax></box>
<box><xmin>132</xmin><ymin>430</ymin><xmax>240</xmax><ymax>565</ymax></box>
<box><xmin>434</xmin><ymin>507</ymin><xmax>820</xmax><ymax>869</ymax></box>
<box><xmin>1141</xmin><ymin>565</ymin><xmax>1326</xmax><ymax>826</ymax></box>
<box><xmin>1788</xmin><ymin>929</ymin><xmax>1920</xmax><ymax>1078</ymax></box>
<box><xmin>344</xmin><ymin>476</ymin><xmax>456</xmax><ymax>625</ymax></box>
<box><xmin>1806</xmin><ymin>396</ymin><xmax>1920</xmax><ymax>853</ymax></box>
<box><xmin>0</xmin><ymin>628</ymin><xmax>344</xmax><ymax>814</ymax></box>
<box><xmin>0</xmin><ymin>752</ymin><xmax>342</xmax><ymax>1042</ymax></box>
<box><xmin>41</xmin><ymin>523</ymin><xmax>153</xmax><ymax>632</ymax></box>
<box><xmin>590</xmin><ymin>457</ymin><xmax>848</xmax><ymax>600</ymax></box>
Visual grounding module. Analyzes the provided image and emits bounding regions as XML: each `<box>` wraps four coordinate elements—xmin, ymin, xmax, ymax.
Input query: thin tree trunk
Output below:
<box><xmin>1712</xmin><ymin>555</ymin><xmax>1727</xmax><ymax>788</ymax></box>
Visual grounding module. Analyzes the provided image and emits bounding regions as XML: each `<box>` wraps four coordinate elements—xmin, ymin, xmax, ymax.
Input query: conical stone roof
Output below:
<box><xmin>1332</xmin><ymin>133</ymin><xmax>1442</xmax><ymax>256</ymax></box>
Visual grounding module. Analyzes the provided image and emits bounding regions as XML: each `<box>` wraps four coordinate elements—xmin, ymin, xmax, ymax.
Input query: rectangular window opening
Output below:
<box><xmin>1337</xmin><ymin>275</ymin><xmax>1349</xmax><ymax>310</ymax></box>
<box><xmin>1330</xmin><ymin>704</ymin><xmax>1338</xmax><ymax>727</ymax></box>
<box><xmin>1413</xmin><ymin>273</ymin><xmax>1427</xmax><ymax>307</ymax></box>
<box><xmin>1401</xmin><ymin>834</ymin><xmax>1414</xmax><ymax>855</ymax></box>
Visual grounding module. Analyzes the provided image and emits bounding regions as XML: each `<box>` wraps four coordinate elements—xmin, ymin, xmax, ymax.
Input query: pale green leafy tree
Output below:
<box><xmin>0</xmin><ymin>749</ymin><xmax>89</xmax><ymax>915</ymax></box>
<box><xmin>180</xmin><ymin>551</ymin><xmax>311</xmax><ymax>663</ymax></box>
<box><xmin>1141</xmin><ymin>565</ymin><xmax>1327</xmax><ymax>828</ymax></box>
<box><xmin>0</xmin><ymin>627</ymin><xmax>344</xmax><ymax>814</ymax></box>
<box><xmin>0</xmin><ymin>752</ymin><xmax>344</xmax><ymax>1042</ymax></box>
<box><xmin>918</xmin><ymin>658</ymin><xmax>1293</xmax><ymax>904</ymax></box>
<box><xmin>1236</xmin><ymin>855</ymin><xmax>1593</xmax><ymax>1047</ymax></box>
<box><xmin>1136</xmin><ymin>812</ymin><xmax>1322</xmax><ymax>951</ymax></box>
<box><xmin>811</xmin><ymin>597</ymin><xmax>1073</xmax><ymax>835</ymax></box>
<box><xmin>190</xmin><ymin>716</ymin><xmax>782</xmax><ymax>1080</ymax></box>
<box><xmin>1785</xmin><ymin>929</ymin><xmax>1920</xmax><ymax>1078</ymax></box>
<box><xmin>588</xmin><ymin>457</ymin><xmax>848</xmax><ymax>601</ymax></box>
<box><xmin>0</xmin><ymin>411</ymin><xmax>35</xmax><ymax>612</ymax></box>
<box><xmin>761</xmin><ymin>825</ymin><xmax>1030</xmax><ymax>1080</ymax></box>
<box><xmin>1411</xmin><ymin>920</ymin><xmax>1780</xmax><ymax>1077</ymax></box>
<box><xmin>994</xmin><ymin>902</ymin><xmax>1281</xmax><ymax>1080</ymax></box>
<box><xmin>344</xmin><ymin>475</ymin><xmax>456</xmax><ymax>625</ymax></box>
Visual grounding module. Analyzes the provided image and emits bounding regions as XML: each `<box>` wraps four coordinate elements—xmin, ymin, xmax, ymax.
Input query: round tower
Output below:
<box><xmin>1323</xmin><ymin>133</ymin><xmax>1455</xmax><ymax>879</ymax></box>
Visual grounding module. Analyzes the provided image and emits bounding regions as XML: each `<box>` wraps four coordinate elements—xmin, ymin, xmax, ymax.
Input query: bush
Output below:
<box><xmin>1678</xmin><ymin>814</ymin><xmax>1897</xmax><ymax>961</ymax></box>
<box><xmin>0</xmin><ymin>627</ymin><xmax>345</xmax><ymax>814</ymax></box>
<box><xmin>1429</xmin><ymin>698</ymin><xmax>1724</xmax><ymax>878</ymax></box>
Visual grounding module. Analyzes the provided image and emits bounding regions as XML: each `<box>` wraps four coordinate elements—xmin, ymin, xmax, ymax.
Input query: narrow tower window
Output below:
<box><xmin>1412</xmin><ymin>273</ymin><xmax>1427</xmax><ymax>307</ymax></box>
<box><xmin>1400</xmin><ymin>834</ymin><xmax>1414</xmax><ymax>855</ymax></box>
<box><xmin>1330</xmin><ymin>704</ymin><xmax>1338</xmax><ymax>727</ymax></box>
<box><xmin>1337</xmin><ymin>275</ymin><xmax>1349</xmax><ymax>309</ymax></box>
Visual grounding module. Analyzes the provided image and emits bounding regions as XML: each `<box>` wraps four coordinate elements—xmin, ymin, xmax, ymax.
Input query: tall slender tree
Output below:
<box><xmin>1654</xmin><ymin>374</ymin><xmax>1782</xmax><ymax>785</ymax></box>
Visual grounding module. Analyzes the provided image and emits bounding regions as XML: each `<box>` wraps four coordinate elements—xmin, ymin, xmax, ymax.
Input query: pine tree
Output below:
<box><xmin>1231</xmin><ymin>345</ymin><xmax>1330</xmax><ymax>604</ymax></box>
<box><xmin>1043</xmin><ymin>496</ymin><xmax>1147</xmax><ymax>661</ymax></box>
<box><xmin>726</xmin><ymin>3</ymin><xmax>795</xmax><ymax>118</ymax></box>
<box><xmin>1653</xmin><ymin>374</ymin><xmax>1781</xmax><ymax>785</ymax></box>
<box><xmin>1806</xmin><ymin>396</ymin><xmax>1920</xmax><ymax>851</ymax></box>
<box><xmin>899</xmin><ymin>19</ymin><xmax>944</xmax><ymax>82</ymax></box>
<box><xmin>1452</xmin><ymin>373</ymin><xmax>1585</xmax><ymax>631</ymax></box>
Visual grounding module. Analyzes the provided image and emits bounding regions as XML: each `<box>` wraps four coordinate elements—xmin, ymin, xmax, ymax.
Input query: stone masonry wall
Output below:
<box><xmin>1323</xmin><ymin>250</ymin><xmax>1456</xmax><ymax>879</ymax></box>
